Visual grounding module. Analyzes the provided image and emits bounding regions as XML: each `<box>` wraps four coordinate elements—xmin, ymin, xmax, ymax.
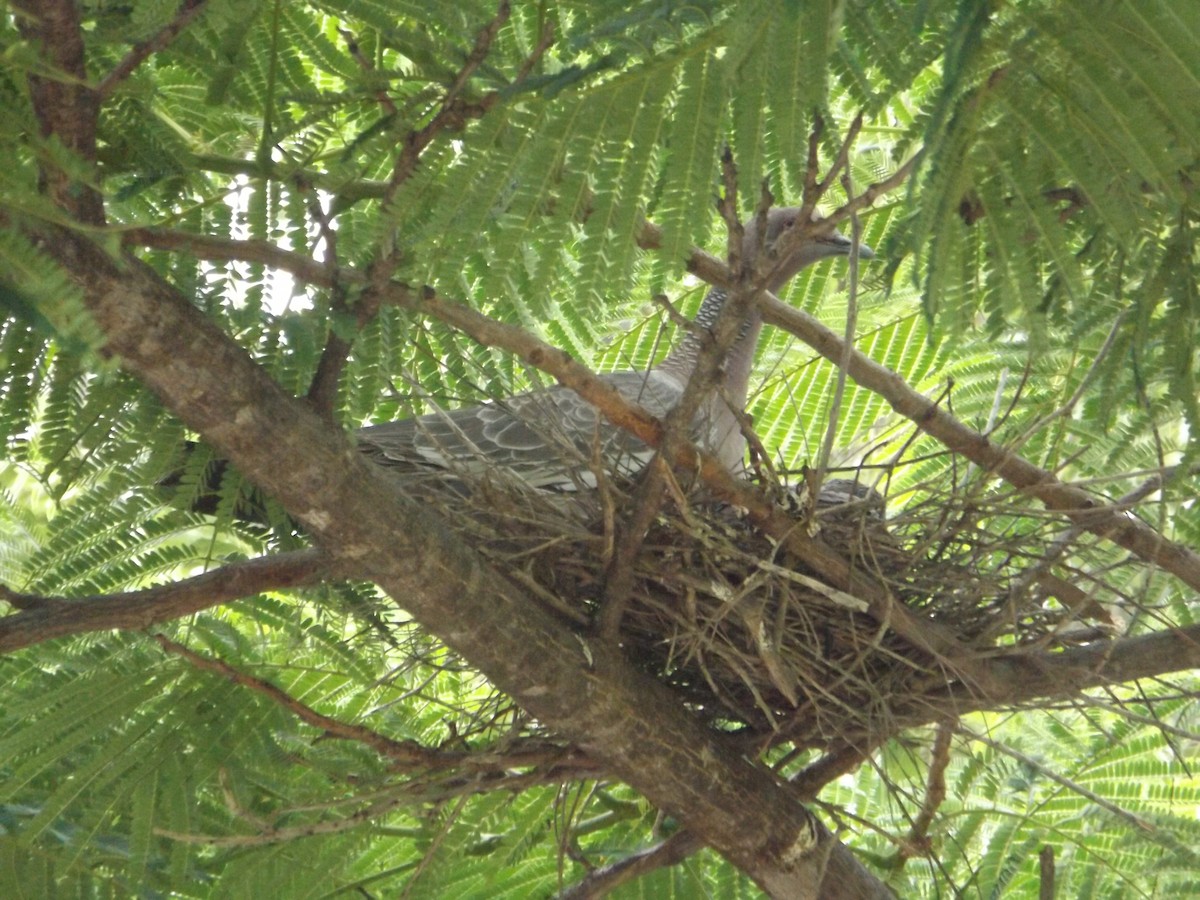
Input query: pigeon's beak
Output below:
<box><xmin>823</xmin><ymin>231</ymin><xmax>875</xmax><ymax>260</ymax></box>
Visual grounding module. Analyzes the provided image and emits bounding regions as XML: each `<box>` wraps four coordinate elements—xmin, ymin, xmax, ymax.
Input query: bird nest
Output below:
<box><xmin>411</xmin><ymin>467</ymin><xmax>1118</xmax><ymax>744</ymax></box>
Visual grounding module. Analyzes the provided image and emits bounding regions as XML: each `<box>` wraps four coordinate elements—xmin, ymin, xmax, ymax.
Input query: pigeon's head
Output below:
<box><xmin>746</xmin><ymin>207</ymin><xmax>874</xmax><ymax>291</ymax></box>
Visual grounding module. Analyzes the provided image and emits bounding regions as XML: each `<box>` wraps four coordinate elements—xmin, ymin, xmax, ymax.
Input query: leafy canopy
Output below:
<box><xmin>0</xmin><ymin>0</ymin><xmax>1197</xmax><ymax>897</ymax></box>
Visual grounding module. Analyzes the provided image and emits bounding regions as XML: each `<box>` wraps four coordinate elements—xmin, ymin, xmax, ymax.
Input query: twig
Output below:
<box><xmin>600</xmin><ymin>154</ymin><xmax>747</xmax><ymax>639</ymax></box>
<box><xmin>339</xmin><ymin>28</ymin><xmax>398</xmax><ymax>115</ymax></box>
<box><xmin>298</xmin><ymin>183</ymin><xmax>349</xmax><ymax>417</ymax></box>
<box><xmin>813</xmin><ymin>113</ymin><xmax>864</xmax><ymax>206</ymax></box>
<box><xmin>156</xmin><ymin>634</ymin><xmax>599</xmax><ymax>780</ymax></box>
<box><xmin>1010</xmin><ymin>309</ymin><xmax>1129</xmax><ymax>449</ymax></box>
<box><xmin>799</xmin><ymin>114</ymin><xmax>825</xmax><ymax>222</ymax></box>
<box><xmin>718</xmin><ymin>145</ymin><xmax>746</xmax><ymax>267</ymax></box>
<box><xmin>813</xmin><ymin>148</ymin><xmax>864</xmax><ymax>488</ymax></box>
<box><xmin>962</xmin><ymin>726</ymin><xmax>1158</xmax><ymax>834</ymax></box>
<box><xmin>777</xmin><ymin>619</ymin><xmax>1200</xmax><ymax>753</ymax></box>
<box><xmin>892</xmin><ymin>720</ymin><xmax>954</xmax><ymax>868</ymax></box>
<box><xmin>820</xmin><ymin>151</ymin><xmax>923</xmax><ymax>231</ymax></box>
<box><xmin>156</xmin><ymin>634</ymin><xmax>448</xmax><ymax>765</ymax></box>
<box><xmin>402</xmin><ymin>794</ymin><xmax>472</xmax><ymax>900</ymax></box>
<box><xmin>353</xmin><ymin>3</ymin><xmax>549</xmax><ymax>410</ymax></box>
<box><xmin>156</xmin><ymin>791</ymin><xmax>413</xmax><ymax>847</ymax></box>
<box><xmin>125</xmin><ymin>227</ymin><xmax>332</xmax><ymax>282</ymax></box>
<box><xmin>96</xmin><ymin>0</ymin><xmax>210</xmax><ymax>100</ymax></box>
<box><xmin>386</xmin><ymin>1</ymin><xmax>515</xmax><ymax>193</ymax></box>
<box><xmin>597</xmin><ymin>455</ymin><xmax>670</xmax><ymax>638</ymax></box>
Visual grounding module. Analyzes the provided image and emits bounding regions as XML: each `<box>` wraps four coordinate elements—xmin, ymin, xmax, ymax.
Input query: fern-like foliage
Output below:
<box><xmin>0</xmin><ymin>1</ymin><xmax>1197</xmax><ymax>897</ymax></box>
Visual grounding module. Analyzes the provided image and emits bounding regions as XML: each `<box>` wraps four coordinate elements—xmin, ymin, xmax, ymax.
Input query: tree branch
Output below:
<box><xmin>558</xmin><ymin>830</ymin><xmax>705</xmax><ymax>899</ymax></box>
<box><xmin>312</xmin><ymin>2</ymin><xmax>550</xmax><ymax>416</ymax></box>
<box><xmin>13</xmin><ymin>0</ymin><xmax>105</xmax><ymax>223</ymax></box>
<box><xmin>96</xmin><ymin>0</ymin><xmax>209</xmax><ymax>100</ymax></box>
<box><xmin>785</xmin><ymin>623</ymin><xmax>1200</xmax><ymax>749</ymax></box>
<box><xmin>962</xmin><ymin>726</ymin><xmax>1158</xmax><ymax>834</ymax></box>
<box><xmin>891</xmin><ymin>721</ymin><xmax>953</xmax><ymax>869</ymax></box>
<box><xmin>756</xmin><ymin>294</ymin><xmax>1200</xmax><ymax>595</ymax></box>
<box><xmin>0</xmin><ymin>550</ymin><xmax>328</xmax><ymax>653</ymax></box>
<box><xmin>155</xmin><ymin>634</ymin><xmax>600</xmax><ymax>778</ymax></box>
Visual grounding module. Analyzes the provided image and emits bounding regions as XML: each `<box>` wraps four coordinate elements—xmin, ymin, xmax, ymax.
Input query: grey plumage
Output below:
<box><xmin>813</xmin><ymin>478</ymin><xmax>886</xmax><ymax>520</ymax></box>
<box><xmin>358</xmin><ymin>209</ymin><xmax>873</xmax><ymax>491</ymax></box>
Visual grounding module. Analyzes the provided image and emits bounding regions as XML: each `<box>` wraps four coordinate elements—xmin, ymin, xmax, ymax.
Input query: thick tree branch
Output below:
<box><xmin>785</xmin><ymin>623</ymin><xmax>1200</xmax><ymax>749</ymax></box>
<box><xmin>0</xmin><ymin>551</ymin><xmax>327</xmax><ymax>653</ymax></box>
<box><xmin>13</xmin><ymin>0</ymin><xmax>104</xmax><ymax>224</ymax></box>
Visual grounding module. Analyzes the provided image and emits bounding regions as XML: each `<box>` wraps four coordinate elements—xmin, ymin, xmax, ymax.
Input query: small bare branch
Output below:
<box><xmin>347</xmin><ymin>3</ymin><xmax>551</xmax><ymax>408</ymax></box>
<box><xmin>386</xmin><ymin>1</ymin><xmax>514</xmax><ymax>192</ymax></box>
<box><xmin>157</xmin><ymin>634</ymin><xmax>447</xmax><ymax>764</ymax></box>
<box><xmin>558</xmin><ymin>830</ymin><xmax>705</xmax><ymax>899</ymax></box>
<box><xmin>963</xmin><ymin>726</ymin><xmax>1158</xmax><ymax>834</ymax></box>
<box><xmin>813</xmin><ymin>112</ymin><xmax>864</xmax><ymax>202</ymax></box>
<box><xmin>821</xmin><ymin>151</ymin><xmax>922</xmax><ymax>229</ymax></box>
<box><xmin>717</xmin><ymin>146</ymin><xmax>743</xmax><ymax>267</ymax></box>
<box><xmin>813</xmin><ymin>153</ymin><xmax>865</xmax><ymax>487</ymax></box>
<box><xmin>1039</xmin><ymin>845</ymin><xmax>1056</xmax><ymax>900</ymax></box>
<box><xmin>97</xmin><ymin>0</ymin><xmax>210</xmax><ymax>100</ymax></box>
<box><xmin>156</xmin><ymin>634</ymin><xmax>599</xmax><ymax>782</ymax></box>
<box><xmin>892</xmin><ymin>721</ymin><xmax>954</xmax><ymax>868</ymax></box>
<box><xmin>125</xmin><ymin>227</ymin><xmax>332</xmax><ymax>283</ymax></box>
<box><xmin>339</xmin><ymin>27</ymin><xmax>398</xmax><ymax>115</ymax></box>
<box><xmin>800</xmin><ymin>113</ymin><xmax>825</xmax><ymax>220</ymax></box>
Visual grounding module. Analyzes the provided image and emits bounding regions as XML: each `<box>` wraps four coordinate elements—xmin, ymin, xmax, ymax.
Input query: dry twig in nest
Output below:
<box><xmin>409</xmin><ymin>460</ymin><xmax>1124</xmax><ymax>748</ymax></box>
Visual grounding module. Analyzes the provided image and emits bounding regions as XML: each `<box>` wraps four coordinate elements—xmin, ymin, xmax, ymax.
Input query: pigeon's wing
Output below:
<box><xmin>356</xmin><ymin>370</ymin><xmax>687</xmax><ymax>490</ymax></box>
